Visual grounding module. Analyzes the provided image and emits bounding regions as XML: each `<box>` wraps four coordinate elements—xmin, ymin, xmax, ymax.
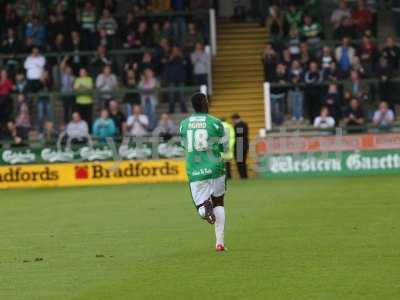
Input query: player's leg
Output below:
<box><xmin>211</xmin><ymin>176</ymin><xmax>227</xmax><ymax>251</ymax></box>
<box><xmin>189</xmin><ymin>180</ymin><xmax>216</xmax><ymax>224</ymax></box>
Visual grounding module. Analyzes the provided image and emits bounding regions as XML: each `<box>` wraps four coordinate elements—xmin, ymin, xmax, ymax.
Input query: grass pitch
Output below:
<box><xmin>0</xmin><ymin>176</ymin><xmax>399</xmax><ymax>300</ymax></box>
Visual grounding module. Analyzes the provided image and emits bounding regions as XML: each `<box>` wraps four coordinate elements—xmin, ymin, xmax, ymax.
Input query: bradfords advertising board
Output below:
<box><xmin>257</xmin><ymin>150</ymin><xmax>400</xmax><ymax>178</ymax></box>
<box><xmin>0</xmin><ymin>160</ymin><xmax>187</xmax><ymax>189</ymax></box>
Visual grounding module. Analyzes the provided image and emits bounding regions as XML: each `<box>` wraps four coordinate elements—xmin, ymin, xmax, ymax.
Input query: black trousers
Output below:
<box><xmin>225</xmin><ymin>161</ymin><xmax>232</xmax><ymax>179</ymax></box>
<box><xmin>235</xmin><ymin>152</ymin><xmax>248</xmax><ymax>179</ymax></box>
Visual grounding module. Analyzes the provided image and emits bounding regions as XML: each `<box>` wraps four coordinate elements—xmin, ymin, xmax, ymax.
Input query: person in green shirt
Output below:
<box><xmin>74</xmin><ymin>67</ymin><xmax>94</xmax><ymax>125</ymax></box>
<box><xmin>179</xmin><ymin>93</ymin><xmax>227</xmax><ymax>252</ymax></box>
<box><xmin>285</xmin><ymin>4</ymin><xmax>304</xmax><ymax>32</ymax></box>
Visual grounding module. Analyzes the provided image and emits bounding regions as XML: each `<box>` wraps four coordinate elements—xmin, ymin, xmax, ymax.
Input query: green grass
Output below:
<box><xmin>0</xmin><ymin>176</ymin><xmax>399</xmax><ymax>300</ymax></box>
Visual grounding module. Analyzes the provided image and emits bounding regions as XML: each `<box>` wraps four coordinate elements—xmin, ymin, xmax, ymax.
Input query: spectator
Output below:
<box><xmin>93</xmin><ymin>109</ymin><xmax>116</xmax><ymax>142</ymax></box>
<box><xmin>42</xmin><ymin>121</ymin><xmax>58</xmax><ymax>146</ymax></box>
<box><xmin>352</xmin><ymin>0</ymin><xmax>373</xmax><ymax>34</ymax></box>
<box><xmin>166</xmin><ymin>46</ymin><xmax>187</xmax><ymax>114</ymax></box>
<box><xmin>66</xmin><ymin>112</ymin><xmax>89</xmax><ymax>144</ymax></box>
<box><xmin>358</xmin><ymin>35</ymin><xmax>377</xmax><ymax>72</ymax></box>
<box><xmin>270</xmin><ymin>63</ymin><xmax>288</xmax><ymax>125</ymax></box>
<box><xmin>331</xmin><ymin>0</ymin><xmax>351</xmax><ymax>29</ymax></box>
<box><xmin>262</xmin><ymin>43</ymin><xmax>278</xmax><ymax>81</ymax></box>
<box><xmin>351</xmin><ymin>56</ymin><xmax>368</xmax><ymax>78</ymax></box>
<box><xmin>154</xmin><ymin>113</ymin><xmax>177</xmax><ymax>141</ymax></box>
<box><xmin>108</xmin><ymin>100</ymin><xmax>126</xmax><ymax>136</ymax></box>
<box><xmin>344</xmin><ymin>98</ymin><xmax>365</xmax><ymax>132</ymax></box>
<box><xmin>3</xmin><ymin>121</ymin><xmax>26</xmax><ymax>147</ymax></box>
<box><xmin>288</xmin><ymin>71</ymin><xmax>304</xmax><ymax>122</ymax></box>
<box><xmin>321</xmin><ymin>46</ymin><xmax>334</xmax><ymax>71</ymax></box>
<box><xmin>376</xmin><ymin>57</ymin><xmax>394</xmax><ymax>107</ymax></box>
<box><xmin>287</xmin><ymin>27</ymin><xmax>301</xmax><ymax>58</ymax></box>
<box><xmin>14</xmin><ymin>72</ymin><xmax>27</xmax><ymax>94</ymax></box>
<box><xmin>120</xmin><ymin>12</ymin><xmax>138</xmax><ymax>49</ymax></box>
<box><xmin>304</xmin><ymin>61</ymin><xmax>323</xmax><ymax>123</ymax></box>
<box><xmin>37</xmin><ymin>70</ymin><xmax>53</xmax><ymax>131</ymax></box>
<box><xmin>343</xmin><ymin>70</ymin><xmax>369</xmax><ymax>101</ymax></box>
<box><xmin>266</xmin><ymin>5</ymin><xmax>284</xmax><ymax>43</ymax></box>
<box><xmin>333</xmin><ymin>16</ymin><xmax>357</xmax><ymax>40</ymax></box>
<box><xmin>335</xmin><ymin>37</ymin><xmax>356</xmax><ymax>75</ymax></box>
<box><xmin>138</xmin><ymin>68</ymin><xmax>159</xmax><ymax>130</ymax></box>
<box><xmin>135</xmin><ymin>21</ymin><xmax>152</xmax><ymax>49</ymax></box>
<box><xmin>284</xmin><ymin>4</ymin><xmax>303</xmax><ymax>32</ymax></box>
<box><xmin>299</xmin><ymin>42</ymin><xmax>311</xmax><ymax>66</ymax></box>
<box><xmin>323</xmin><ymin>83</ymin><xmax>341</xmax><ymax>124</ymax></box>
<box><xmin>96</xmin><ymin>65</ymin><xmax>118</xmax><ymax>107</ymax></box>
<box><xmin>15</xmin><ymin>94</ymin><xmax>31</xmax><ymax>140</ymax></box>
<box><xmin>90</xmin><ymin>45</ymin><xmax>113</xmax><ymax>77</ymax></box>
<box><xmin>68</xmin><ymin>30</ymin><xmax>87</xmax><ymax>71</ymax></box>
<box><xmin>381</xmin><ymin>36</ymin><xmax>400</xmax><ymax>71</ymax></box>
<box><xmin>231</xmin><ymin>113</ymin><xmax>249</xmax><ymax>179</ymax></box>
<box><xmin>60</xmin><ymin>58</ymin><xmax>76</xmax><ymax>124</ymax></box>
<box><xmin>0</xmin><ymin>70</ymin><xmax>14</xmax><ymax>127</ymax></box>
<box><xmin>97</xmin><ymin>9</ymin><xmax>118</xmax><ymax>48</ymax></box>
<box><xmin>183</xmin><ymin>22</ymin><xmax>204</xmax><ymax>53</ymax></box>
<box><xmin>126</xmin><ymin>105</ymin><xmax>149</xmax><ymax>137</ymax></box>
<box><xmin>24</xmin><ymin>46</ymin><xmax>46</xmax><ymax>92</ymax></box>
<box><xmin>79</xmin><ymin>1</ymin><xmax>97</xmax><ymax>50</ymax></box>
<box><xmin>1</xmin><ymin>28</ymin><xmax>21</xmax><ymax>74</ymax></box>
<box><xmin>123</xmin><ymin>68</ymin><xmax>140</xmax><ymax>117</ymax></box>
<box><xmin>190</xmin><ymin>42</ymin><xmax>209</xmax><ymax>86</ymax></box>
<box><xmin>314</xmin><ymin>107</ymin><xmax>335</xmax><ymax>129</ymax></box>
<box><xmin>161</xmin><ymin>20</ymin><xmax>174</xmax><ymax>44</ymax></box>
<box><xmin>138</xmin><ymin>52</ymin><xmax>156</xmax><ymax>74</ymax></box>
<box><xmin>73</xmin><ymin>67</ymin><xmax>94</xmax><ymax>124</ymax></box>
<box><xmin>373</xmin><ymin>101</ymin><xmax>395</xmax><ymax>130</ymax></box>
<box><xmin>301</xmin><ymin>15</ymin><xmax>322</xmax><ymax>47</ymax></box>
<box><xmin>393</xmin><ymin>0</ymin><xmax>400</xmax><ymax>38</ymax></box>
<box><xmin>25</xmin><ymin>16</ymin><xmax>46</xmax><ymax>47</ymax></box>
<box><xmin>323</xmin><ymin>61</ymin><xmax>341</xmax><ymax>81</ymax></box>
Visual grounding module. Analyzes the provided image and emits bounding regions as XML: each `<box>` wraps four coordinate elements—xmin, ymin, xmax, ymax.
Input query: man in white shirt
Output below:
<box><xmin>126</xmin><ymin>105</ymin><xmax>149</xmax><ymax>137</ymax></box>
<box><xmin>373</xmin><ymin>101</ymin><xmax>395</xmax><ymax>130</ymax></box>
<box><xmin>24</xmin><ymin>46</ymin><xmax>46</xmax><ymax>92</ymax></box>
<box><xmin>314</xmin><ymin>107</ymin><xmax>336</xmax><ymax>129</ymax></box>
<box><xmin>66</xmin><ymin>112</ymin><xmax>89</xmax><ymax>144</ymax></box>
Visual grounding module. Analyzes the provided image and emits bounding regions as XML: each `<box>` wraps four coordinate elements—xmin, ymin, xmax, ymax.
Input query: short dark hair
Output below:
<box><xmin>231</xmin><ymin>113</ymin><xmax>240</xmax><ymax>120</ymax></box>
<box><xmin>191</xmin><ymin>93</ymin><xmax>208</xmax><ymax>113</ymax></box>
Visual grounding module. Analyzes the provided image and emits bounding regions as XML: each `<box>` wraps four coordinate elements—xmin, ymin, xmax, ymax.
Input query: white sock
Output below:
<box><xmin>213</xmin><ymin>206</ymin><xmax>225</xmax><ymax>246</ymax></box>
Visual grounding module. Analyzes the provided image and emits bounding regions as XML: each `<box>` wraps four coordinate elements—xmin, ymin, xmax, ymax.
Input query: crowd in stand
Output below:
<box><xmin>263</xmin><ymin>0</ymin><xmax>400</xmax><ymax>131</ymax></box>
<box><xmin>0</xmin><ymin>0</ymin><xmax>211</xmax><ymax>146</ymax></box>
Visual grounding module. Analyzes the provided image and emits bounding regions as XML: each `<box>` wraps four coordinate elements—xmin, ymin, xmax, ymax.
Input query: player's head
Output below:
<box><xmin>191</xmin><ymin>93</ymin><xmax>208</xmax><ymax>113</ymax></box>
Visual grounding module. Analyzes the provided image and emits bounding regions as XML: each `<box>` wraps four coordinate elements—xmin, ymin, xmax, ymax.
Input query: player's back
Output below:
<box><xmin>179</xmin><ymin>113</ymin><xmax>225</xmax><ymax>182</ymax></box>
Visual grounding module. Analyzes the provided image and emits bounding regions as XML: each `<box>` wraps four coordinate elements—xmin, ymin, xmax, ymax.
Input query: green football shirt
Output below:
<box><xmin>179</xmin><ymin>113</ymin><xmax>226</xmax><ymax>183</ymax></box>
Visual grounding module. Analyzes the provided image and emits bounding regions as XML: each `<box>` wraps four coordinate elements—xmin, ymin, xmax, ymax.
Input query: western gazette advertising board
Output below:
<box><xmin>256</xmin><ymin>133</ymin><xmax>400</xmax><ymax>178</ymax></box>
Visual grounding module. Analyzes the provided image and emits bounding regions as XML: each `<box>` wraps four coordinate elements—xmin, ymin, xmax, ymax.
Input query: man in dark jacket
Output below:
<box><xmin>165</xmin><ymin>46</ymin><xmax>187</xmax><ymax>113</ymax></box>
<box><xmin>231</xmin><ymin>113</ymin><xmax>249</xmax><ymax>179</ymax></box>
<box><xmin>393</xmin><ymin>0</ymin><xmax>400</xmax><ymax>38</ymax></box>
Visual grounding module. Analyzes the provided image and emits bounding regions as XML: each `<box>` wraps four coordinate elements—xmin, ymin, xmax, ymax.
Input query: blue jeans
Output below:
<box><xmin>144</xmin><ymin>98</ymin><xmax>157</xmax><ymax>130</ymax></box>
<box><xmin>290</xmin><ymin>91</ymin><xmax>304</xmax><ymax>120</ymax></box>
<box><xmin>168</xmin><ymin>82</ymin><xmax>187</xmax><ymax>114</ymax></box>
<box><xmin>37</xmin><ymin>97</ymin><xmax>52</xmax><ymax>130</ymax></box>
